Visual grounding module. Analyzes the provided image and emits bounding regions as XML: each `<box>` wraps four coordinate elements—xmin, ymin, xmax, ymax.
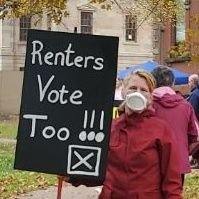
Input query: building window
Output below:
<box><xmin>81</xmin><ymin>12</ymin><xmax>93</xmax><ymax>34</ymax></box>
<box><xmin>152</xmin><ymin>28</ymin><xmax>160</xmax><ymax>54</ymax></box>
<box><xmin>125</xmin><ymin>15</ymin><xmax>137</xmax><ymax>42</ymax></box>
<box><xmin>20</xmin><ymin>16</ymin><xmax>31</xmax><ymax>41</ymax></box>
<box><xmin>176</xmin><ymin>21</ymin><xmax>185</xmax><ymax>42</ymax></box>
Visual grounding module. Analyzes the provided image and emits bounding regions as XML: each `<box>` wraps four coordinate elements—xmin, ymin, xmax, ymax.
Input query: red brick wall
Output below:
<box><xmin>159</xmin><ymin>0</ymin><xmax>199</xmax><ymax>95</ymax></box>
<box><xmin>164</xmin><ymin>0</ymin><xmax>199</xmax><ymax>76</ymax></box>
<box><xmin>170</xmin><ymin>62</ymin><xmax>199</xmax><ymax>75</ymax></box>
<box><xmin>159</xmin><ymin>22</ymin><xmax>176</xmax><ymax>64</ymax></box>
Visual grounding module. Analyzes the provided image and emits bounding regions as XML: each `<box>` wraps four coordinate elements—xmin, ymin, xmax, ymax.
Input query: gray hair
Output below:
<box><xmin>189</xmin><ymin>74</ymin><xmax>199</xmax><ymax>85</ymax></box>
<box><xmin>151</xmin><ymin>65</ymin><xmax>175</xmax><ymax>88</ymax></box>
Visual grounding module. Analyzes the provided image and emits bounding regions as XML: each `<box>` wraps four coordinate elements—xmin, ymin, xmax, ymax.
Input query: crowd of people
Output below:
<box><xmin>114</xmin><ymin>66</ymin><xmax>199</xmax><ymax>170</ymax></box>
<box><xmin>65</xmin><ymin>65</ymin><xmax>199</xmax><ymax>199</ymax></box>
<box><xmin>108</xmin><ymin>66</ymin><xmax>199</xmax><ymax>198</ymax></box>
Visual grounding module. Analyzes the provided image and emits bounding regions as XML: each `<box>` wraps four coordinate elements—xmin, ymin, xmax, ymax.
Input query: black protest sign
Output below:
<box><xmin>14</xmin><ymin>29</ymin><xmax>118</xmax><ymax>182</ymax></box>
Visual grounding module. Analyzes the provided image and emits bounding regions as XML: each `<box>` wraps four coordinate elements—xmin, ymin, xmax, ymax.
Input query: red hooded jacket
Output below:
<box><xmin>99</xmin><ymin>111</ymin><xmax>183</xmax><ymax>199</ymax></box>
<box><xmin>153</xmin><ymin>91</ymin><xmax>198</xmax><ymax>174</ymax></box>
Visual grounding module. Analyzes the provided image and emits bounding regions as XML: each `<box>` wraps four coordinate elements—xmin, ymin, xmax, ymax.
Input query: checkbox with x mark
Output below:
<box><xmin>67</xmin><ymin>145</ymin><xmax>101</xmax><ymax>176</ymax></box>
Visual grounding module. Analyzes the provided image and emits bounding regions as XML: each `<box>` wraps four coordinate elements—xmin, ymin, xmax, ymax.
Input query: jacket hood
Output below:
<box><xmin>153</xmin><ymin>87</ymin><xmax>184</xmax><ymax>108</ymax></box>
<box><xmin>153</xmin><ymin>93</ymin><xmax>184</xmax><ymax>108</ymax></box>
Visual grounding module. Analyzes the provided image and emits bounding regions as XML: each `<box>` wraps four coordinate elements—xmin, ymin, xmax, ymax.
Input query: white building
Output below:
<box><xmin>0</xmin><ymin>0</ymin><xmax>155</xmax><ymax>114</ymax></box>
<box><xmin>0</xmin><ymin>0</ymin><xmax>155</xmax><ymax>71</ymax></box>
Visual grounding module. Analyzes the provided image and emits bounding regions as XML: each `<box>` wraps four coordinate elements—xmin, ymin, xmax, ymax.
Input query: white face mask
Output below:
<box><xmin>126</xmin><ymin>92</ymin><xmax>147</xmax><ymax>112</ymax></box>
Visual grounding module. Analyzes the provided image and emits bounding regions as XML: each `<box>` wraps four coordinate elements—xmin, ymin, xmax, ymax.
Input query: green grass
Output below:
<box><xmin>0</xmin><ymin>144</ymin><xmax>15</xmax><ymax>177</ymax></box>
<box><xmin>184</xmin><ymin>171</ymin><xmax>199</xmax><ymax>199</ymax></box>
<box><xmin>0</xmin><ymin>143</ymin><xmax>56</xmax><ymax>199</ymax></box>
<box><xmin>0</xmin><ymin>120</ymin><xmax>57</xmax><ymax>199</ymax></box>
<box><xmin>0</xmin><ymin>121</ymin><xmax>18</xmax><ymax>139</ymax></box>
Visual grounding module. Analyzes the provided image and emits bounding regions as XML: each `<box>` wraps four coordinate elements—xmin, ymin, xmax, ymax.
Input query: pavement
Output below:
<box><xmin>7</xmin><ymin>173</ymin><xmax>199</xmax><ymax>199</ymax></box>
<box><xmin>11</xmin><ymin>184</ymin><xmax>102</xmax><ymax>199</ymax></box>
<box><xmin>0</xmin><ymin>138</ymin><xmax>16</xmax><ymax>144</ymax></box>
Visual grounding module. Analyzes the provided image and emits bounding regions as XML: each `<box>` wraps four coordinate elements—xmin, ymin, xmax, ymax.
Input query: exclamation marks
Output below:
<box><xmin>96</xmin><ymin>111</ymin><xmax>105</xmax><ymax>143</ymax></box>
<box><xmin>90</xmin><ymin>110</ymin><xmax>95</xmax><ymax>129</ymax></box>
<box><xmin>79</xmin><ymin>110</ymin><xmax>88</xmax><ymax>141</ymax></box>
<box><xmin>79</xmin><ymin>110</ymin><xmax>105</xmax><ymax>143</ymax></box>
<box><xmin>100</xmin><ymin>111</ymin><xmax>104</xmax><ymax>130</ymax></box>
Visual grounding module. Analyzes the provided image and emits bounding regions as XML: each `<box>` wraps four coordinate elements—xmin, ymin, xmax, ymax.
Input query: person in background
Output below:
<box><xmin>187</xmin><ymin>74</ymin><xmax>199</xmax><ymax>169</ymax></box>
<box><xmin>189</xmin><ymin>140</ymin><xmax>199</xmax><ymax>169</ymax></box>
<box><xmin>114</xmin><ymin>78</ymin><xmax>123</xmax><ymax>100</ymax></box>
<box><xmin>113</xmin><ymin>78</ymin><xmax>124</xmax><ymax>119</ymax></box>
<box><xmin>187</xmin><ymin>74</ymin><xmax>199</xmax><ymax>121</ymax></box>
<box><xmin>151</xmin><ymin>66</ymin><xmax>198</xmax><ymax>187</ymax></box>
<box><xmin>66</xmin><ymin>70</ymin><xmax>183</xmax><ymax>199</ymax></box>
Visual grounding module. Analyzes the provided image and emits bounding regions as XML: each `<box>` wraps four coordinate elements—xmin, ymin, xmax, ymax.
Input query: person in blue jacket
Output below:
<box><xmin>187</xmin><ymin>74</ymin><xmax>199</xmax><ymax>121</ymax></box>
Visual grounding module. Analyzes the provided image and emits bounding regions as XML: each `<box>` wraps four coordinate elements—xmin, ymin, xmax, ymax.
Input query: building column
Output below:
<box><xmin>0</xmin><ymin>19</ymin><xmax>16</xmax><ymax>71</ymax></box>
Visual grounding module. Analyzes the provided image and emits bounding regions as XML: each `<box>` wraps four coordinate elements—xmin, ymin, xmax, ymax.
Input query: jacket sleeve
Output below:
<box><xmin>188</xmin><ymin>93</ymin><xmax>199</xmax><ymax>116</ymax></box>
<box><xmin>188</xmin><ymin>105</ymin><xmax>198</xmax><ymax>145</ymax></box>
<box><xmin>157</xmin><ymin>124</ymin><xmax>183</xmax><ymax>199</ymax></box>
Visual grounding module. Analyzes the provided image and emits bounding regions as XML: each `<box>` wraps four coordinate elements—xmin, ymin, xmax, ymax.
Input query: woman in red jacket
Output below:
<box><xmin>66</xmin><ymin>70</ymin><xmax>183</xmax><ymax>199</ymax></box>
<box><xmin>99</xmin><ymin>70</ymin><xmax>183</xmax><ymax>199</ymax></box>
